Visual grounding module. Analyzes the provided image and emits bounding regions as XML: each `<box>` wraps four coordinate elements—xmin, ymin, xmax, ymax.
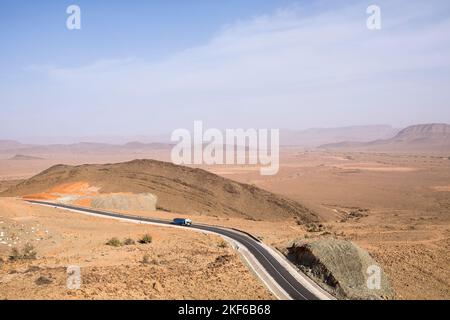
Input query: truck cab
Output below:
<box><xmin>172</xmin><ymin>218</ymin><xmax>192</xmax><ymax>226</ymax></box>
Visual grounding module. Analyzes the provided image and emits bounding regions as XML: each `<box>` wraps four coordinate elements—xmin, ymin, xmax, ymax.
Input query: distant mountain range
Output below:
<box><xmin>0</xmin><ymin>140</ymin><xmax>34</xmax><ymax>151</ymax></box>
<box><xmin>320</xmin><ymin>123</ymin><xmax>450</xmax><ymax>152</ymax></box>
<box><xmin>2</xmin><ymin>124</ymin><xmax>449</xmax><ymax>154</ymax></box>
<box><xmin>0</xmin><ymin>141</ymin><xmax>173</xmax><ymax>155</ymax></box>
<box><xmin>280</xmin><ymin>125</ymin><xmax>398</xmax><ymax>146</ymax></box>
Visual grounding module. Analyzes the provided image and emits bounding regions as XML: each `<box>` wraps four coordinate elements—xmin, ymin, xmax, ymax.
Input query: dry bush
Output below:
<box><xmin>142</xmin><ymin>254</ymin><xmax>151</xmax><ymax>264</ymax></box>
<box><xmin>106</xmin><ymin>237</ymin><xmax>122</xmax><ymax>247</ymax></box>
<box><xmin>138</xmin><ymin>234</ymin><xmax>152</xmax><ymax>244</ymax></box>
<box><xmin>217</xmin><ymin>240</ymin><xmax>228</xmax><ymax>248</ymax></box>
<box><xmin>123</xmin><ymin>238</ymin><xmax>136</xmax><ymax>245</ymax></box>
<box><xmin>9</xmin><ymin>243</ymin><xmax>37</xmax><ymax>261</ymax></box>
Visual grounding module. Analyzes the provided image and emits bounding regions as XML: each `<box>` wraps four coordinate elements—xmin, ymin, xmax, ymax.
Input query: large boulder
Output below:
<box><xmin>287</xmin><ymin>239</ymin><xmax>394</xmax><ymax>300</ymax></box>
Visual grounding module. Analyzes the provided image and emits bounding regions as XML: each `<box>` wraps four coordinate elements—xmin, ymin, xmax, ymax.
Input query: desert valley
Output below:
<box><xmin>0</xmin><ymin>123</ymin><xmax>449</xmax><ymax>300</ymax></box>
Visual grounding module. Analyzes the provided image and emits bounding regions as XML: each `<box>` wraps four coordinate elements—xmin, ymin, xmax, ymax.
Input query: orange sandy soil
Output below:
<box><xmin>22</xmin><ymin>182</ymin><xmax>98</xmax><ymax>201</ymax></box>
<box><xmin>0</xmin><ymin>198</ymin><xmax>273</xmax><ymax>300</ymax></box>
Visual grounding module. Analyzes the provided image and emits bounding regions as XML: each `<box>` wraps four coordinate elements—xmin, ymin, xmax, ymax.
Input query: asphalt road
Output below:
<box><xmin>26</xmin><ymin>200</ymin><xmax>323</xmax><ymax>300</ymax></box>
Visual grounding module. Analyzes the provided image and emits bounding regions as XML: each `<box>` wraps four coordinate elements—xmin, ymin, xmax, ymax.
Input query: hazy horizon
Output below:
<box><xmin>0</xmin><ymin>123</ymin><xmax>410</xmax><ymax>145</ymax></box>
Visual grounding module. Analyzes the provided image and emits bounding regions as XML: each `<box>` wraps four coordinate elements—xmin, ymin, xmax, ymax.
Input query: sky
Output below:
<box><xmin>1</xmin><ymin>0</ymin><xmax>450</xmax><ymax>142</ymax></box>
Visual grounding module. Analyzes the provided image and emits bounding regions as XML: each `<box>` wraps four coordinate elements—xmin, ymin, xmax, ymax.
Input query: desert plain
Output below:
<box><xmin>0</xmin><ymin>148</ymin><xmax>449</xmax><ymax>300</ymax></box>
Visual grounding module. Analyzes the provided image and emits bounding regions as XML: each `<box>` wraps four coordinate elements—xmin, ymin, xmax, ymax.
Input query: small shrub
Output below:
<box><xmin>9</xmin><ymin>244</ymin><xmax>37</xmax><ymax>261</ymax></box>
<box><xmin>217</xmin><ymin>240</ymin><xmax>228</xmax><ymax>249</ymax></box>
<box><xmin>22</xmin><ymin>243</ymin><xmax>37</xmax><ymax>260</ymax></box>
<box><xmin>142</xmin><ymin>254</ymin><xmax>151</xmax><ymax>264</ymax></box>
<box><xmin>305</xmin><ymin>223</ymin><xmax>325</xmax><ymax>233</ymax></box>
<box><xmin>138</xmin><ymin>234</ymin><xmax>152</xmax><ymax>244</ymax></box>
<box><xmin>9</xmin><ymin>247</ymin><xmax>22</xmax><ymax>261</ymax></box>
<box><xmin>123</xmin><ymin>238</ymin><xmax>135</xmax><ymax>245</ymax></box>
<box><xmin>106</xmin><ymin>237</ymin><xmax>122</xmax><ymax>247</ymax></box>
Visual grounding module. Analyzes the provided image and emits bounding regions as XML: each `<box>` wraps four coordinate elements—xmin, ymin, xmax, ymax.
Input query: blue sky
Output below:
<box><xmin>1</xmin><ymin>0</ymin><xmax>450</xmax><ymax>142</ymax></box>
<box><xmin>0</xmin><ymin>1</ymin><xmax>297</xmax><ymax>70</ymax></box>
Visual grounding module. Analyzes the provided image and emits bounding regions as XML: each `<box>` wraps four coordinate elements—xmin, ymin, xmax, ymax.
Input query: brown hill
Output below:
<box><xmin>319</xmin><ymin>123</ymin><xmax>450</xmax><ymax>153</ymax></box>
<box><xmin>1</xmin><ymin>159</ymin><xmax>318</xmax><ymax>223</ymax></box>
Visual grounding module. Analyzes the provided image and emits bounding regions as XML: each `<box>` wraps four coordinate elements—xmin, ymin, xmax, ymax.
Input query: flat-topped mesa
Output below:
<box><xmin>395</xmin><ymin>123</ymin><xmax>450</xmax><ymax>139</ymax></box>
<box><xmin>319</xmin><ymin>123</ymin><xmax>450</xmax><ymax>152</ymax></box>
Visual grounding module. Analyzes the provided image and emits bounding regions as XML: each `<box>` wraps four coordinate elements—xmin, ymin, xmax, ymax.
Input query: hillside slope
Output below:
<box><xmin>1</xmin><ymin>159</ymin><xmax>317</xmax><ymax>222</ymax></box>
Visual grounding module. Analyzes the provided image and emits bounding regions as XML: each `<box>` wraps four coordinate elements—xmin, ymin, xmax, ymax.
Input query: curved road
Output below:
<box><xmin>26</xmin><ymin>200</ymin><xmax>328</xmax><ymax>300</ymax></box>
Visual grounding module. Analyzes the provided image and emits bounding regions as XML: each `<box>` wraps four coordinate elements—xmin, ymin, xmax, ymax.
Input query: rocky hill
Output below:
<box><xmin>286</xmin><ymin>239</ymin><xmax>394</xmax><ymax>300</ymax></box>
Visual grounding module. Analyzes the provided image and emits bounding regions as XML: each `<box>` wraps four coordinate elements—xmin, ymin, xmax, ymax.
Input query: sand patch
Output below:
<box><xmin>334</xmin><ymin>163</ymin><xmax>418</xmax><ymax>172</ymax></box>
<box><xmin>74</xmin><ymin>198</ymin><xmax>92</xmax><ymax>207</ymax></box>
<box><xmin>431</xmin><ymin>185</ymin><xmax>450</xmax><ymax>192</ymax></box>
<box><xmin>23</xmin><ymin>182</ymin><xmax>99</xmax><ymax>201</ymax></box>
<box><xmin>209</xmin><ymin>166</ymin><xmax>261</xmax><ymax>175</ymax></box>
<box><xmin>90</xmin><ymin>193</ymin><xmax>157</xmax><ymax>211</ymax></box>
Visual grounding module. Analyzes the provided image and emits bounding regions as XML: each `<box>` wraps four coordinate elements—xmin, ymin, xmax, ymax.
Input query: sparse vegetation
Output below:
<box><xmin>138</xmin><ymin>234</ymin><xmax>152</xmax><ymax>244</ymax></box>
<box><xmin>22</xmin><ymin>243</ymin><xmax>37</xmax><ymax>259</ymax></box>
<box><xmin>123</xmin><ymin>238</ymin><xmax>135</xmax><ymax>245</ymax></box>
<box><xmin>209</xmin><ymin>254</ymin><xmax>232</xmax><ymax>268</ymax></box>
<box><xmin>8</xmin><ymin>248</ymin><xmax>21</xmax><ymax>261</ymax></box>
<box><xmin>106</xmin><ymin>237</ymin><xmax>123</xmax><ymax>247</ymax></box>
<box><xmin>9</xmin><ymin>243</ymin><xmax>37</xmax><ymax>261</ymax></box>
<box><xmin>142</xmin><ymin>254</ymin><xmax>151</xmax><ymax>264</ymax></box>
<box><xmin>106</xmin><ymin>236</ymin><xmax>152</xmax><ymax>246</ymax></box>
<box><xmin>217</xmin><ymin>240</ymin><xmax>228</xmax><ymax>248</ymax></box>
<box><xmin>340</xmin><ymin>208</ymin><xmax>369</xmax><ymax>222</ymax></box>
<box><xmin>305</xmin><ymin>223</ymin><xmax>325</xmax><ymax>233</ymax></box>
<box><xmin>156</xmin><ymin>205</ymin><xmax>171</xmax><ymax>212</ymax></box>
